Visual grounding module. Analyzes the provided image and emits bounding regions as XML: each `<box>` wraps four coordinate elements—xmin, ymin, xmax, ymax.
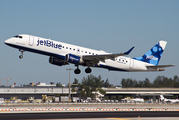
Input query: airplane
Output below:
<box><xmin>121</xmin><ymin>97</ymin><xmax>144</xmax><ymax>103</ymax></box>
<box><xmin>160</xmin><ymin>95</ymin><xmax>179</xmax><ymax>104</ymax></box>
<box><xmin>4</xmin><ymin>34</ymin><xmax>174</xmax><ymax>74</ymax></box>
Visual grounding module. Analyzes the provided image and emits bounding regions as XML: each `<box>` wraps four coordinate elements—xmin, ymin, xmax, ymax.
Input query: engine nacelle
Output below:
<box><xmin>49</xmin><ymin>56</ymin><xmax>68</xmax><ymax>66</ymax></box>
<box><xmin>66</xmin><ymin>54</ymin><xmax>84</xmax><ymax>64</ymax></box>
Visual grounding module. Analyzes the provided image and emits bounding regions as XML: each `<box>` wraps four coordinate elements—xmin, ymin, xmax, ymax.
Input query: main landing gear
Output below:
<box><xmin>74</xmin><ymin>65</ymin><xmax>81</xmax><ymax>74</ymax></box>
<box><xmin>74</xmin><ymin>65</ymin><xmax>92</xmax><ymax>74</ymax></box>
<box><xmin>85</xmin><ymin>67</ymin><xmax>92</xmax><ymax>73</ymax></box>
<box><xmin>19</xmin><ymin>49</ymin><xmax>24</xmax><ymax>59</ymax></box>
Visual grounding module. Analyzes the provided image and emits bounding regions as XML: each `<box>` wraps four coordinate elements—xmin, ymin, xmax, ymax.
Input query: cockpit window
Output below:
<box><xmin>13</xmin><ymin>35</ymin><xmax>18</xmax><ymax>38</ymax></box>
<box><xmin>13</xmin><ymin>35</ymin><xmax>23</xmax><ymax>38</ymax></box>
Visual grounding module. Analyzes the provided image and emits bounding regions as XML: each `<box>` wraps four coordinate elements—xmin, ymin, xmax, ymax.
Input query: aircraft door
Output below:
<box><xmin>129</xmin><ymin>58</ymin><xmax>134</xmax><ymax>69</ymax></box>
<box><xmin>29</xmin><ymin>36</ymin><xmax>34</xmax><ymax>46</ymax></box>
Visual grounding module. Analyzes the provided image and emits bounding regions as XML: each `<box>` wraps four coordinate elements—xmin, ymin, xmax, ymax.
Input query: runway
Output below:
<box><xmin>0</xmin><ymin>111</ymin><xmax>179</xmax><ymax>120</ymax></box>
<box><xmin>0</xmin><ymin>103</ymin><xmax>179</xmax><ymax>119</ymax></box>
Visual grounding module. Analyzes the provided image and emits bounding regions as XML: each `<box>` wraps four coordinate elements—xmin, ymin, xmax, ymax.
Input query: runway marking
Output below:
<box><xmin>108</xmin><ymin>118</ymin><xmax>131</xmax><ymax>120</ymax></box>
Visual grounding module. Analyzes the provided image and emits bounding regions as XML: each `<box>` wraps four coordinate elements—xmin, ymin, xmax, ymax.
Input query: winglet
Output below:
<box><xmin>124</xmin><ymin>46</ymin><xmax>135</xmax><ymax>55</ymax></box>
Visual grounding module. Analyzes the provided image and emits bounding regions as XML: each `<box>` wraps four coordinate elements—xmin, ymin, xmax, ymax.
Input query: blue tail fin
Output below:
<box><xmin>133</xmin><ymin>41</ymin><xmax>167</xmax><ymax>65</ymax></box>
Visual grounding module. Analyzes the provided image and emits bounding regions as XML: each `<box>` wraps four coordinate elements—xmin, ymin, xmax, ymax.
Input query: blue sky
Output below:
<box><xmin>0</xmin><ymin>0</ymin><xmax>178</xmax><ymax>86</ymax></box>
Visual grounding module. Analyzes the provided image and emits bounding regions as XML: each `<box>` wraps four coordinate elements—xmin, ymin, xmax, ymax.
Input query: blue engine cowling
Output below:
<box><xmin>66</xmin><ymin>54</ymin><xmax>84</xmax><ymax>64</ymax></box>
<box><xmin>49</xmin><ymin>56</ymin><xmax>68</xmax><ymax>66</ymax></box>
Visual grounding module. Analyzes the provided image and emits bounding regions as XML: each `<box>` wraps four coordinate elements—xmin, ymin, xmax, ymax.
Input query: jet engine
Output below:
<box><xmin>65</xmin><ymin>54</ymin><xmax>84</xmax><ymax>64</ymax></box>
<box><xmin>49</xmin><ymin>56</ymin><xmax>68</xmax><ymax>66</ymax></box>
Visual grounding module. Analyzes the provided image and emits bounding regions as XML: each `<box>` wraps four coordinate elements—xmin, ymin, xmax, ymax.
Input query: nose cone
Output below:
<box><xmin>4</xmin><ymin>39</ymin><xmax>12</xmax><ymax>45</ymax></box>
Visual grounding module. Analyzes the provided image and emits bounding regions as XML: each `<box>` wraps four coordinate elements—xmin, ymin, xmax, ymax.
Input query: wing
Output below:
<box><xmin>82</xmin><ymin>46</ymin><xmax>134</xmax><ymax>66</ymax></box>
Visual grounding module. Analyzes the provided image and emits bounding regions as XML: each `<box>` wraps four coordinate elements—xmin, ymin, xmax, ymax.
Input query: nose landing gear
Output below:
<box><xmin>19</xmin><ymin>49</ymin><xmax>24</xmax><ymax>59</ymax></box>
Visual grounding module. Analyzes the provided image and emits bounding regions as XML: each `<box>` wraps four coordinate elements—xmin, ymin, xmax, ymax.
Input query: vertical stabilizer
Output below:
<box><xmin>133</xmin><ymin>41</ymin><xmax>167</xmax><ymax>65</ymax></box>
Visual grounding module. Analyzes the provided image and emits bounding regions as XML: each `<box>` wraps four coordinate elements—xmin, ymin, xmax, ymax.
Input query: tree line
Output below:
<box><xmin>57</xmin><ymin>75</ymin><xmax>179</xmax><ymax>88</ymax></box>
<box><xmin>56</xmin><ymin>75</ymin><xmax>179</xmax><ymax>97</ymax></box>
<box><xmin>121</xmin><ymin>75</ymin><xmax>179</xmax><ymax>88</ymax></box>
<box><xmin>57</xmin><ymin>74</ymin><xmax>113</xmax><ymax>97</ymax></box>
<box><xmin>72</xmin><ymin>74</ymin><xmax>113</xmax><ymax>97</ymax></box>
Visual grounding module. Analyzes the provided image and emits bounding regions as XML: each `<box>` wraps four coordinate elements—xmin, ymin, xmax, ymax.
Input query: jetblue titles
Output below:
<box><xmin>146</xmin><ymin>55</ymin><xmax>158</xmax><ymax>61</ymax></box>
<box><xmin>37</xmin><ymin>39</ymin><xmax>62</xmax><ymax>49</ymax></box>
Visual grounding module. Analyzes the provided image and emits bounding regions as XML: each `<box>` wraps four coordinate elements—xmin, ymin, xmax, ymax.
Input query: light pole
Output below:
<box><xmin>66</xmin><ymin>68</ymin><xmax>73</xmax><ymax>102</ymax></box>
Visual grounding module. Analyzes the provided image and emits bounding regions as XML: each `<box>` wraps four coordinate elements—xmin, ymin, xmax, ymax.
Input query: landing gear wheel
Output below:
<box><xmin>85</xmin><ymin>67</ymin><xmax>92</xmax><ymax>73</ymax></box>
<box><xmin>74</xmin><ymin>69</ymin><xmax>81</xmax><ymax>74</ymax></box>
<box><xmin>19</xmin><ymin>49</ymin><xmax>24</xmax><ymax>59</ymax></box>
<box><xmin>19</xmin><ymin>55</ymin><xmax>23</xmax><ymax>59</ymax></box>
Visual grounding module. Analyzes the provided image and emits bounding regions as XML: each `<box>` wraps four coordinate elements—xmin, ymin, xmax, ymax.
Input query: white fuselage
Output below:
<box><xmin>162</xmin><ymin>98</ymin><xmax>179</xmax><ymax>103</ymax></box>
<box><xmin>4</xmin><ymin>34</ymin><xmax>159</xmax><ymax>72</ymax></box>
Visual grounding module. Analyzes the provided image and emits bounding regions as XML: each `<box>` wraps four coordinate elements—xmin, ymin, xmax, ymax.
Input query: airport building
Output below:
<box><xmin>0</xmin><ymin>86</ymin><xmax>70</xmax><ymax>100</ymax></box>
<box><xmin>0</xmin><ymin>85</ymin><xmax>179</xmax><ymax>100</ymax></box>
<box><xmin>104</xmin><ymin>87</ymin><xmax>179</xmax><ymax>101</ymax></box>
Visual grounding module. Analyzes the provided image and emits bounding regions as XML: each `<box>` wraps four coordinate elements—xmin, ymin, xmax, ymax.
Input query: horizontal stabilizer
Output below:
<box><xmin>146</xmin><ymin>65</ymin><xmax>175</xmax><ymax>68</ymax></box>
<box><xmin>146</xmin><ymin>65</ymin><xmax>175</xmax><ymax>71</ymax></box>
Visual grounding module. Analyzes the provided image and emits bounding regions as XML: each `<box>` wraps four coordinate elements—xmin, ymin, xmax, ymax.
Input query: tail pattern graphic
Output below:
<box><xmin>133</xmin><ymin>41</ymin><xmax>167</xmax><ymax>66</ymax></box>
